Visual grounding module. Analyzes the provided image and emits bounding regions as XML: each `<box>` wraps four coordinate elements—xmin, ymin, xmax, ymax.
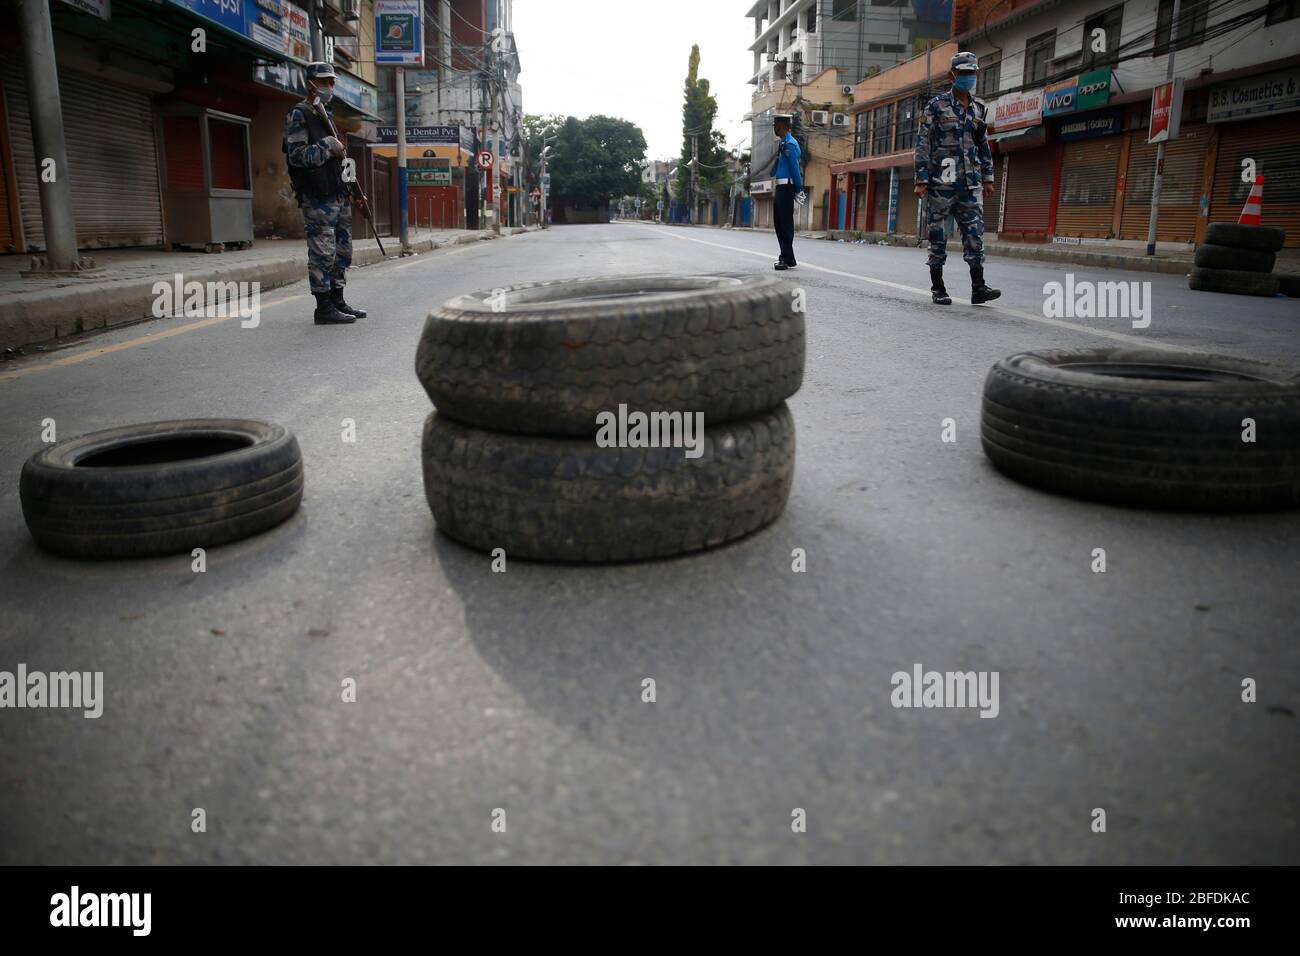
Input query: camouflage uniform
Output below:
<box><xmin>914</xmin><ymin>89</ymin><xmax>994</xmax><ymax>268</ymax></box>
<box><xmin>283</xmin><ymin>102</ymin><xmax>352</xmax><ymax>294</ymax></box>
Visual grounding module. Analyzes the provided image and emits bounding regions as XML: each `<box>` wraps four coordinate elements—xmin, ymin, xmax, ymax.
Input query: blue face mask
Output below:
<box><xmin>953</xmin><ymin>74</ymin><xmax>977</xmax><ymax>93</ymax></box>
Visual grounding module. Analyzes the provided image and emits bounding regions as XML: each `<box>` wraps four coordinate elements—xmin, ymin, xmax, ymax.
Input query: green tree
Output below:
<box><xmin>521</xmin><ymin>113</ymin><xmax>564</xmax><ymax>188</ymax></box>
<box><xmin>547</xmin><ymin>115</ymin><xmax>648</xmax><ymax>205</ymax></box>
<box><xmin>676</xmin><ymin>45</ymin><xmax>731</xmax><ymax>206</ymax></box>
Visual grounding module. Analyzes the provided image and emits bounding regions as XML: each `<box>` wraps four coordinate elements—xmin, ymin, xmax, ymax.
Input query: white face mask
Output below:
<box><xmin>313</xmin><ymin>86</ymin><xmax>333</xmax><ymax>104</ymax></box>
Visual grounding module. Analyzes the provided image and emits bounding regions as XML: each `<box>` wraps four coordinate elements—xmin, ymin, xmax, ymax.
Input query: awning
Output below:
<box><xmin>830</xmin><ymin>150</ymin><xmax>912</xmax><ymax>175</ymax></box>
<box><xmin>988</xmin><ymin>126</ymin><xmax>1048</xmax><ymax>152</ymax></box>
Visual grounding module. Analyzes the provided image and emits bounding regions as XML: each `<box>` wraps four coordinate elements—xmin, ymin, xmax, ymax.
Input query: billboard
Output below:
<box><xmin>375</xmin><ymin>0</ymin><xmax>424</xmax><ymax>66</ymax></box>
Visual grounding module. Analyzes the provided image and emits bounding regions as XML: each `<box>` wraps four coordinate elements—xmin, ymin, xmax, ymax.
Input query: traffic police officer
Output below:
<box><xmin>283</xmin><ymin>62</ymin><xmax>367</xmax><ymax>324</ymax></box>
<box><xmin>914</xmin><ymin>52</ymin><xmax>1000</xmax><ymax>305</ymax></box>
<box><xmin>771</xmin><ymin>113</ymin><xmax>806</xmax><ymax>271</ymax></box>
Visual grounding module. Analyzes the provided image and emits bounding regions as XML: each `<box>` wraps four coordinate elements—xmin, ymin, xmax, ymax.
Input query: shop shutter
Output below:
<box><xmin>1210</xmin><ymin>116</ymin><xmax>1300</xmax><ymax>248</ymax></box>
<box><xmin>1001</xmin><ymin>147</ymin><xmax>1054</xmax><ymax>234</ymax></box>
<box><xmin>1119</xmin><ymin>124</ymin><xmax>1208</xmax><ymax>242</ymax></box>
<box><xmin>1055</xmin><ymin>136</ymin><xmax>1121</xmax><ymax>237</ymax></box>
<box><xmin>3</xmin><ymin>60</ymin><xmax>163</xmax><ymax>250</ymax></box>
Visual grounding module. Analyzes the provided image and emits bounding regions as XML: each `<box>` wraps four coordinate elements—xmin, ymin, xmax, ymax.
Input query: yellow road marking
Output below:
<box><xmin>637</xmin><ymin>224</ymin><xmax>1198</xmax><ymax>353</ymax></box>
<box><xmin>0</xmin><ymin>295</ymin><xmax>304</xmax><ymax>385</ymax></box>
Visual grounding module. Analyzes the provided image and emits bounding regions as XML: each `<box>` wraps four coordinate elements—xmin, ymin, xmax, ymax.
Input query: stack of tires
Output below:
<box><xmin>414</xmin><ymin>275</ymin><xmax>806</xmax><ymax>562</ymax></box>
<box><xmin>1190</xmin><ymin>223</ymin><xmax>1295</xmax><ymax>297</ymax></box>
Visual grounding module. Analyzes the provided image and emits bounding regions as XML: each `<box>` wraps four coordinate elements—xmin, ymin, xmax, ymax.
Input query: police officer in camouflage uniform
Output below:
<box><xmin>283</xmin><ymin>62</ymin><xmax>366</xmax><ymax>324</ymax></box>
<box><xmin>914</xmin><ymin>52</ymin><xmax>1000</xmax><ymax>306</ymax></box>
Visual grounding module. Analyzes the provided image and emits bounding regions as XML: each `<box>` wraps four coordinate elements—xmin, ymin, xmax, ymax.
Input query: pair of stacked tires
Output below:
<box><xmin>414</xmin><ymin>275</ymin><xmax>806</xmax><ymax>562</ymax></box>
<box><xmin>1190</xmin><ymin>223</ymin><xmax>1294</xmax><ymax>297</ymax></box>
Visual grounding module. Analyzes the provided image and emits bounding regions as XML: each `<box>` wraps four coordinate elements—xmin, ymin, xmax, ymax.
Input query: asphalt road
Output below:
<box><xmin>1</xmin><ymin>223</ymin><xmax>1297</xmax><ymax>865</ymax></box>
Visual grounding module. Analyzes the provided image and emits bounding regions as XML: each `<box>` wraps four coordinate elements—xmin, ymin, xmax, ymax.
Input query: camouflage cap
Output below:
<box><xmin>305</xmin><ymin>62</ymin><xmax>337</xmax><ymax>81</ymax></box>
<box><xmin>950</xmin><ymin>51</ymin><xmax>979</xmax><ymax>72</ymax></box>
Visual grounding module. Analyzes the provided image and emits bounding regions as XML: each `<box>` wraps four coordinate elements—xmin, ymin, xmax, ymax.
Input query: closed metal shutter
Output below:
<box><xmin>4</xmin><ymin>60</ymin><xmax>163</xmax><ymax>250</ymax></box>
<box><xmin>1210</xmin><ymin>116</ymin><xmax>1300</xmax><ymax>248</ymax></box>
<box><xmin>1002</xmin><ymin>147</ymin><xmax>1054</xmax><ymax>234</ymax></box>
<box><xmin>1055</xmin><ymin>136</ymin><xmax>1121</xmax><ymax>237</ymax></box>
<box><xmin>1119</xmin><ymin>124</ymin><xmax>1208</xmax><ymax>242</ymax></box>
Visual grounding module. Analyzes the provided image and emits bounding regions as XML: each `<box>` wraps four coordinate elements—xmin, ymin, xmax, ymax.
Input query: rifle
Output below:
<box><xmin>310</xmin><ymin>94</ymin><xmax>387</xmax><ymax>258</ymax></box>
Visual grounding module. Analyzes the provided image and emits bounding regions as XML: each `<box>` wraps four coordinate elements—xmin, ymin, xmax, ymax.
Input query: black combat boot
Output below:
<box><xmin>970</xmin><ymin>265</ymin><xmax>1001</xmax><ymax>304</ymax></box>
<box><xmin>313</xmin><ymin>291</ymin><xmax>355</xmax><ymax>324</ymax></box>
<box><xmin>930</xmin><ymin>266</ymin><xmax>951</xmax><ymax>305</ymax></box>
<box><xmin>331</xmin><ymin>287</ymin><xmax>367</xmax><ymax>318</ymax></box>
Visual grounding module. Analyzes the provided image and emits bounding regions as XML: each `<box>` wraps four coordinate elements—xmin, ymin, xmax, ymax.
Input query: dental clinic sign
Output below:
<box><xmin>375</xmin><ymin>0</ymin><xmax>424</xmax><ymax>66</ymax></box>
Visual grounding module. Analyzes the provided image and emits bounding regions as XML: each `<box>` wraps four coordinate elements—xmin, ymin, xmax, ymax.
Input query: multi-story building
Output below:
<box><xmin>746</xmin><ymin>2</ymin><xmax>953</xmax><ymax>232</ymax></box>
<box><xmin>963</xmin><ymin>0</ymin><xmax>1300</xmax><ymax>246</ymax></box>
<box><xmin>829</xmin><ymin>0</ymin><xmax>1300</xmax><ymax>248</ymax></box>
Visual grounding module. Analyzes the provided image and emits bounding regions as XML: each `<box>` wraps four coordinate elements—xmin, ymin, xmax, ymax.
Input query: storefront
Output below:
<box><xmin>2</xmin><ymin>58</ymin><xmax>165</xmax><ymax>250</ymax></box>
<box><xmin>1118</xmin><ymin>123</ymin><xmax>1210</xmax><ymax>244</ymax></box>
<box><xmin>989</xmin><ymin>88</ymin><xmax>1051</xmax><ymax>240</ymax></box>
<box><xmin>1206</xmin><ymin>66</ymin><xmax>1300</xmax><ymax>247</ymax></box>
<box><xmin>1053</xmin><ymin>109</ymin><xmax>1123</xmax><ymax>238</ymax></box>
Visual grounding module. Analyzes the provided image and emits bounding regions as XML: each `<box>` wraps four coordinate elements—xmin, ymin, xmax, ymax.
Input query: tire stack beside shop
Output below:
<box><xmin>414</xmin><ymin>275</ymin><xmax>806</xmax><ymax>562</ymax></box>
<box><xmin>1189</xmin><ymin>223</ymin><xmax>1292</xmax><ymax>297</ymax></box>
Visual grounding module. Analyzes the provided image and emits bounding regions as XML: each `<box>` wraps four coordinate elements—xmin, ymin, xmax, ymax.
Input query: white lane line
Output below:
<box><xmin>635</xmin><ymin>225</ymin><xmax>1198</xmax><ymax>353</ymax></box>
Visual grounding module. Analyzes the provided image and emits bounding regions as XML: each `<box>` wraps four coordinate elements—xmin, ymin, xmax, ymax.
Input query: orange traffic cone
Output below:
<box><xmin>1238</xmin><ymin>175</ymin><xmax>1264</xmax><ymax>226</ymax></box>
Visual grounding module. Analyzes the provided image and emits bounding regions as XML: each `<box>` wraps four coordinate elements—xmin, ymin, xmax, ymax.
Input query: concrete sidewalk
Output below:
<box><xmin>0</xmin><ymin>226</ymin><xmax>536</xmax><ymax>353</ymax></box>
<box><xmin>648</xmin><ymin>221</ymin><xmax>1300</xmax><ymax>277</ymax></box>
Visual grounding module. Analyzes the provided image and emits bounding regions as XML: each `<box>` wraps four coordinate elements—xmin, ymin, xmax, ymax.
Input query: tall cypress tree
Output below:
<box><xmin>676</xmin><ymin>45</ymin><xmax>731</xmax><ymax>206</ymax></box>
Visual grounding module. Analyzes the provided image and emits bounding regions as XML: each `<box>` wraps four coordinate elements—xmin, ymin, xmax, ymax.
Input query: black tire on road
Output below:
<box><xmin>1277</xmin><ymin>273</ymin><xmax>1300</xmax><ymax>298</ymax></box>
<box><xmin>1203</xmin><ymin>222</ymin><xmax>1286</xmax><ymax>253</ymax></box>
<box><xmin>1188</xmin><ymin>267</ymin><xmax>1280</xmax><ymax>297</ymax></box>
<box><xmin>421</xmin><ymin>404</ymin><xmax>796</xmax><ymax>562</ymax></box>
<box><xmin>415</xmin><ymin>274</ymin><xmax>805</xmax><ymax>436</ymax></box>
<box><xmin>21</xmin><ymin>419</ymin><xmax>303</xmax><ymax>559</ymax></box>
<box><xmin>1193</xmin><ymin>243</ymin><xmax>1275</xmax><ymax>273</ymax></box>
<box><xmin>981</xmin><ymin>349</ymin><xmax>1300</xmax><ymax>511</ymax></box>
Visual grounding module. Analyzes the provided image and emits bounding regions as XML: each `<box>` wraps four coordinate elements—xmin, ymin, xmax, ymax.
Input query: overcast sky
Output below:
<box><xmin>513</xmin><ymin>0</ymin><xmax>755</xmax><ymax>162</ymax></box>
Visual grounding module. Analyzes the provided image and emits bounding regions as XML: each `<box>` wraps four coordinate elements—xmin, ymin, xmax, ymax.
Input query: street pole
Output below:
<box><xmin>540</xmin><ymin>147</ymin><xmax>548</xmax><ymax>229</ymax></box>
<box><xmin>691</xmin><ymin>134</ymin><xmax>698</xmax><ymax>225</ymax></box>
<box><xmin>16</xmin><ymin>0</ymin><xmax>79</xmax><ymax>272</ymax></box>
<box><xmin>1146</xmin><ymin>0</ymin><xmax>1180</xmax><ymax>257</ymax></box>
<box><xmin>479</xmin><ymin>53</ymin><xmax>489</xmax><ymax>232</ymax></box>
<box><xmin>307</xmin><ymin>0</ymin><xmax>323</xmax><ymax>61</ymax></box>
<box><xmin>396</xmin><ymin>67</ymin><xmax>409</xmax><ymax>252</ymax></box>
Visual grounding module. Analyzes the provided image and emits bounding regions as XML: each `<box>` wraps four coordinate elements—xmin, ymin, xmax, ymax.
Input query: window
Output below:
<box><xmin>837</xmin><ymin>69</ymin><xmax>850</xmax><ymax>86</ymax></box>
<box><xmin>1155</xmin><ymin>0</ymin><xmax>1209</xmax><ymax>55</ymax></box>
<box><xmin>868</xmin><ymin>43</ymin><xmax>907</xmax><ymax>53</ymax></box>
<box><xmin>1265</xmin><ymin>0</ymin><xmax>1299</xmax><ymax>24</ymax></box>
<box><xmin>1025</xmin><ymin>30</ymin><xmax>1056</xmax><ymax>84</ymax></box>
<box><xmin>977</xmin><ymin>58</ymin><xmax>1000</xmax><ymax>97</ymax></box>
<box><xmin>1083</xmin><ymin>6</ymin><xmax>1123</xmax><ymax>67</ymax></box>
<box><xmin>832</xmin><ymin>0</ymin><xmax>857</xmax><ymax>21</ymax></box>
<box><xmin>894</xmin><ymin>96</ymin><xmax>918</xmax><ymax>152</ymax></box>
<box><xmin>806</xmin><ymin>3</ymin><xmax>817</xmax><ymax>32</ymax></box>
<box><xmin>872</xmin><ymin>103</ymin><xmax>893</xmax><ymax>154</ymax></box>
<box><xmin>854</xmin><ymin>111</ymin><xmax>870</xmax><ymax>158</ymax></box>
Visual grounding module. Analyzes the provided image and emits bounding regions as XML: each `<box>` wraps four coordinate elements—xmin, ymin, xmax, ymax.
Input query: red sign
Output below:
<box><xmin>476</xmin><ymin>150</ymin><xmax>494</xmax><ymax>169</ymax></box>
<box><xmin>1149</xmin><ymin>79</ymin><xmax>1184</xmax><ymax>144</ymax></box>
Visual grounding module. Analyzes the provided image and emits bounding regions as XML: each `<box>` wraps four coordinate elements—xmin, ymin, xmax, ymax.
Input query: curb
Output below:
<box><xmin>1</xmin><ymin>228</ymin><xmax>530</xmax><ymax>353</ymax></box>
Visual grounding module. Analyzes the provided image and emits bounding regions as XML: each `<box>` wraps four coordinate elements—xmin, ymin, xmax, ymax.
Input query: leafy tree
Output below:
<box><xmin>547</xmin><ymin>114</ymin><xmax>648</xmax><ymax>205</ymax></box>
<box><xmin>675</xmin><ymin>45</ymin><xmax>731</xmax><ymax>205</ymax></box>
<box><xmin>521</xmin><ymin>113</ymin><xmax>564</xmax><ymax>188</ymax></box>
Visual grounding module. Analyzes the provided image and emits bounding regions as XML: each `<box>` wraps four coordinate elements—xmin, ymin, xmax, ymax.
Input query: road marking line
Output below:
<box><xmin>391</xmin><ymin>244</ymin><xmax>480</xmax><ymax>269</ymax></box>
<box><xmin>0</xmin><ymin>295</ymin><xmax>305</xmax><ymax>384</ymax></box>
<box><xmin>638</xmin><ymin>225</ymin><xmax>1197</xmax><ymax>353</ymax></box>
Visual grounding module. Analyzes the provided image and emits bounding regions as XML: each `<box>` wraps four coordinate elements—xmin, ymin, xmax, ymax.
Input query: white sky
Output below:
<box><xmin>512</xmin><ymin>0</ymin><xmax>755</xmax><ymax>162</ymax></box>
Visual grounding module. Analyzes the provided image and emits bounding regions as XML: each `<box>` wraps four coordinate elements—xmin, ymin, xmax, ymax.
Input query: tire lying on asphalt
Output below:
<box><xmin>1192</xmin><ymin>242</ymin><xmax>1276</xmax><ymax>273</ymax></box>
<box><xmin>21</xmin><ymin>420</ymin><xmax>303</xmax><ymax>559</ymax></box>
<box><xmin>981</xmin><ymin>349</ymin><xmax>1300</xmax><ymax>511</ymax></box>
<box><xmin>1188</xmin><ymin>267</ymin><xmax>1280</xmax><ymax>297</ymax></box>
<box><xmin>415</xmin><ymin>274</ymin><xmax>805</xmax><ymax>436</ymax></box>
<box><xmin>1203</xmin><ymin>222</ymin><xmax>1286</xmax><ymax>253</ymax></box>
<box><xmin>421</xmin><ymin>404</ymin><xmax>795</xmax><ymax>562</ymax></box>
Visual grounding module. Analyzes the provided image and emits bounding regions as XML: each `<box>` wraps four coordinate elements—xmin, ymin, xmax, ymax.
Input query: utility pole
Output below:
<box><xmin>396</xmin><ymin>67</ymin><xmax>409</xmax><ymax>252</ymax></box>
<box><xmin>691</xmin><ymin>134</ymin><xmax>698</xmax><ymax>225</ymax></box>
<box><xmin>540</xmin><ymin>145</ymin><xmax>549</xmax><ymax>229</ymax></box>
<box><xmin>307</xmin><ymin>0</ymin><xmax>323</xmax><ymax>61</ymax></box>
<box><xmin>16</xmin><ymin>0</ymin><xmax>80</xmax><ymax>272</ymax></box>
<box><xmin>479</xmin><ymin>46</ymin><xmax>489</xmax><ymax>232</ymax></box>
<box><xmin>1145</xmin><ymin>0</ymin><xmax>1181</xmax><ymax>256</ymax></box>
